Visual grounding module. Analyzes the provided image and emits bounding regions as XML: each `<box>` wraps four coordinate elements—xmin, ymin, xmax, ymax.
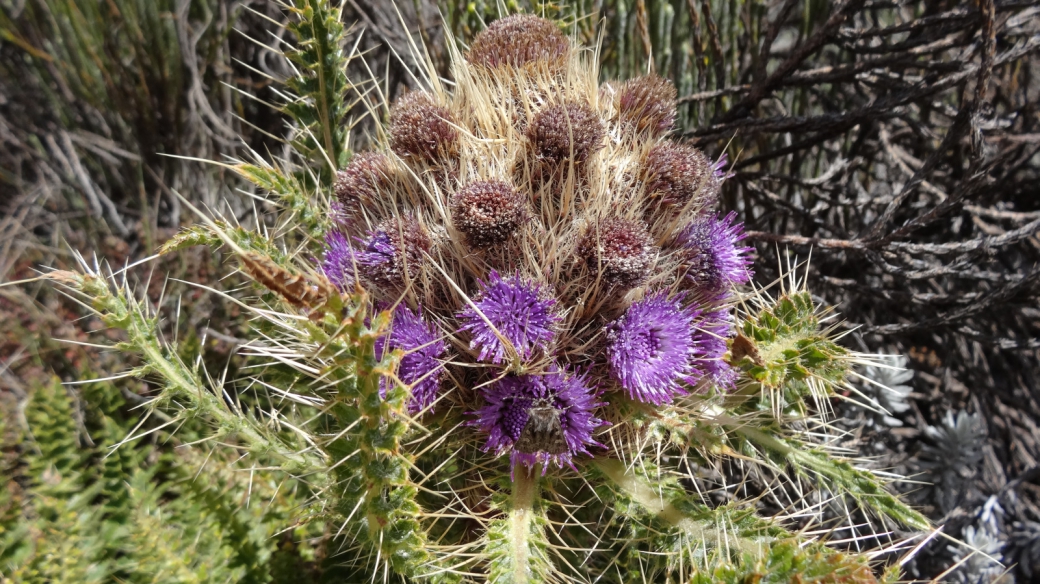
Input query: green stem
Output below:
<box><xmin>732</xmin><ymin>425</ymin><xmax>930</xmax><ymax>530</ymax></box>
<box><xmin>70</xmin><ymin>272</ymin><xmax>323</xmax><ymax>475</ymax></box>
<box><xmin>136</xmin><ymin>336</ymin><xmax>319</xmax><ymax>474</ymax></box>
<box><xmin>508</xmin><ymin>467</ymin><xmax>540</xmax><ymax>584</ymax></box>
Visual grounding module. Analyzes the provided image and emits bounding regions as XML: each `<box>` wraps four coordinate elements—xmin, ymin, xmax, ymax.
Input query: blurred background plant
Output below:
<box><xmin>2</xmin><ymin>0</ymin><xmax>1039</xmax><ymax>581</ymax></box>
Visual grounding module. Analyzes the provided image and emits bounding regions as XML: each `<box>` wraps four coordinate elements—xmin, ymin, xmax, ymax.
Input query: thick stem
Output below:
<box><xmin>593</xmin><ymin>459</ymin><xmax>683</xmax><ymax>525</ymax></box>
<box><xmin>508</xmin><ymin>467</ymin><xmax>540</xmax><ymax>584</ymax></box>
<box><xmin>593</xmin><ymin>458</ymin><xmax>769</xmax><ymax>559</ymax></box>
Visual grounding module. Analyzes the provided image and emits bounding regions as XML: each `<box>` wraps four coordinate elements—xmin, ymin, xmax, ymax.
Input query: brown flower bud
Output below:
<box><xmin>528</xmin><ymin>102</ymin><xmax>604</xmax><ymax>164</ymax></box>
<box><xmin>334</xmin><ymin>152</ymin><xmax>392</xmax><ymax>217</ymax></box>
<box><xmin>615</xmin><ymin>75</ymin><xmax>677</xmax><ymax>137</ymax></box>
<box><xmin>389</xmin><ymin>91</ymin><xmax>458</xmax><ymax>163</ymax></box>
<box><xmin>451</xmin><ymin>180</ymin><xmax>529</xmax><ymax>247</ymax></box>
<box><xmin>577</xmin><ymin>217</ymin><xmax>656</xmax><ymax>290</ymax></box>
<box><xmin>466</xmin><ymin>15</ymin><xmax>569</xmax><ymax>70</ymax></box>
<box><xmin>643</xmin><ymin>143</ymin><xmax>719</xmax><ymax>214</ymax></box>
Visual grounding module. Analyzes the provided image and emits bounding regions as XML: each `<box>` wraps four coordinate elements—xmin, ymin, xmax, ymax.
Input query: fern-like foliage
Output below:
<box><xmin>0</xmin><ymin>372</ymin><xmax>316</xmax><ymax>584</ymax></box>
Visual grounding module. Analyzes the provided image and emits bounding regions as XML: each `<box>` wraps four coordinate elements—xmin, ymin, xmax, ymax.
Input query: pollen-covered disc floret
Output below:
<box><xmin>473</xmin><ymin>367</ymin><xmax>605</xmax><ymax>473</ymax></box>
<box><xmin>605</xmin><ymin>292</ymin><xmax>702</xmax><ymax>405</ymax></box>
<box><xmin>376</xmin><ymin>304</ymin><xmax>447</xmax><ymax>414</ymax></box>
<box><xmin>676</xmin><ymin>211</ymin><xmax>753</xmax><ymax>300</ymax></box>
<box><xmin>457</xmin><ymin>271</ymin><xmax>559</xmax><ymax>364</ymax></box>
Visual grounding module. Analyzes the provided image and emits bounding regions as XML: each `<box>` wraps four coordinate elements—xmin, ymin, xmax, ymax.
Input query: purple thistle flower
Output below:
<box><xmin>472</xmin><ymin>366</ymin><xmax>606</xmax><ymax>475</ymax></box>
<box><xmin>605</xmin><ymin>292</ymin><xmax>702</xmax><ymax>405</ymax></box>
<box><xmin>692</xmin><ymin>309</ymin><xmax>739</xmax><ymax>389</ymax></box>
<box><xmin>354</xmin><ymin>217</ymin><xmax>431</xmax><ymax>292</ymax></box>
<box><xmin>356</xmin><ymin>229</ymin><xmax>397</xmax><ymax>273</ymax></box>
<box><xmin>713</xmin><ymin>153</ymin><xmax>735</xmax><ymax>183</ymax></box>
<box><xmin>457</xmin><ymin>271</ymin><xmax>559</xmax><ymax>364</ymax></box>
<box><xmin>675</xmin><ymin>212</ymin><xmax>753</xmax><ymax>301</ymax></box>
<box><xmin>322</xmin><ymin>230</ymin><xmax>357</xmax><ymax>290</ymax></box>
<box><xmin>376</xmin><ymin>305</ymin><xmax>448</xmax><ymax>414</ymax></box>
<box><xmin>321</xmin><ymin>218</ymin><xmax>431</xmax><ymax>295</ymax></box>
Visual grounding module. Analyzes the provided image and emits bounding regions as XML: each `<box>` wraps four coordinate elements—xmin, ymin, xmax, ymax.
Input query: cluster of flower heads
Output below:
<box><xmin>320</xmin><ymin>14</ymin><xmax>752</xmax><ymax>472</ymax></box>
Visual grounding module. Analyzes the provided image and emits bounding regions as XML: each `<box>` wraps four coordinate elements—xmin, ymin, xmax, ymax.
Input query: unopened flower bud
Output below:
<box><xmin>466</xmin><ymin>15</ymin><xmax>569</xmax><ymax>70</ymax></box>
<box><xmin>528</xmin><ymin>102</ymin><xmax>604</xmax><ymax>165</ymax></box>
<box><xmin>616</xmin><ymin>74</ymin><xmax>677</xmax><ymax>137</ymax></box>
<box><xmin>451</xmin><ymin>180</ymin><xmax>529</xmax><ymax>247</ymax></box>
<box><xmin>334</xmin><ymin>152</ymin><xmax>392</xmax><ymax>218</ymax></box>
<box><xmin>643</xmin><ymin>143</ymin><xmax>719</xmax><ymax>214</ymax></box>
<box><xmin>389</xmin><ymin>91</ymin><xmax>458</xmax><ymax>163</ymax></box>
<box><xmin>576</xmin><ymin>218</ymin><xmax>656</xmax><ymax>290</ymax></box>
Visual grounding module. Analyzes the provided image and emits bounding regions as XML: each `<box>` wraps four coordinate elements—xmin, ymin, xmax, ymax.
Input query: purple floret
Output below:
<box><xmin>322</xmin><ymin>230</ymin><xmax>357</xmax><ymax>290</ymax></box>
<box><xmin>457</xmin><ymin>271</ymin><xmax>559</xmax><ymax>364</ymax></box>
<box><xmin>321</xmin><ymin>226</ymin><xmax>416</xmax><ymax>292</ymax></box>
<box><xmin>692</xmin><ymin>309</ymin><xmax>739</xmax><ymax>389</ymax></box>
<box><xmin>675</xmin><ymin>212</ymin><xmax>753</xmax><ymax>301</ymax></box>
<box><xmin>356</xmin><ymin>229</ymin><xmax>397</xmax><ymax>273</ymax></box>
<box><xmin>712</xmin><ymin>153</ymin><xmax>735</xmax><ymax>183</ymax></box>
<box><xmin>376</xmin><ymin>304</ymin><xmax>447</xmax><ymax>414</ymax></box>
<box><xmin>472</xmin><ymin>366</ymin><xmax>606</xmax><ymax>475</ymax></box>
<box><xmin>605</xmin><ymin>292</ymin><xmax>702</xmax><ymax>405</ymax></box>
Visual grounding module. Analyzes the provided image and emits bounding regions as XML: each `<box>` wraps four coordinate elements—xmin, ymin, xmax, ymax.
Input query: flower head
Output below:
<box><xmin>334</xmin><ymin>152</ymin><xmax>392</xmax><ymax>219</ymax></box>
<box><xmin>376</xmin><ymin>305</ymin><xmax>447</xmax><ymax>414</ymax></box>
<box><xmin>451</xmin><ymin>180</ymin><xmax>529</xmax><ymax>247</ymax></box>
<box><xmin>643</xmin><ymin>142</ymin><xmax>719</xmax><ymax>214</ymax></box>
<box><xmin>473</xmin><ymin>366</ymin><xmax>605</xmax><ymax>474</ymax></box>
<box><xmin>528</xmin><ymin>102</ymin><xmax>604</xmax><ymax>165</ymax></box>
<box><xmin>576</xmin><ymin>217</ymin><xmax>656</xmax><ymax>291</ymax></box>
<box><xmin>457</xmin><ymin>271</ymin><xmax>559</xmax><ymax>364</ymax></box>
<box><xmin>712</xmin><ymin>152</ymin><xmax>734</xmax><ymax>182</ymax></box>
<box><xmin>389</xmin><ymin>91</ymin><xmax>458</xmax><ymax>163</ymax></box>
<box><xmin>356</xmin><ymin>216</ymin><xmax>431</xmax><ymax>293</ymax></box>
<box><xmin>322</xmin><ymin>229</ymin><xmax>357</xmax><ymax>290</ymax></box>
<box><xmin>605</xmin><ymin>292</ymin><xmax>702</xmax><ymax>404</ymax></box>
<box><xmin>693</xmin><ymin>309</ymin><xmax>739</xmax><ymax>389</ymax></box>
<box><xmin>466</xmin><ymin>15</ymin><xmax>569</xmax><ymax>70</ymax></box>
<box><xmin>675</xmin><ymin>212</ymin><xmax>752</xmax><ymax>300</ymax></box>
<box><xmin>616</xmin><ymin>74</ymin><xmax>677</xmax><ymax>137</ymax></box>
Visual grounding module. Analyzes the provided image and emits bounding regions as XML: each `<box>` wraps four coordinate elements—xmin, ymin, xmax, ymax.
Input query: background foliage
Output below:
<box><xmin>1</xmin><ymin>0</ymin><xmax>1038</xmax><ymax>581</ymax></box>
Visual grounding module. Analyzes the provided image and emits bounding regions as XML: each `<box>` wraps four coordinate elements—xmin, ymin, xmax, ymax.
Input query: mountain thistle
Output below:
<box><xmin>39</xmin><ymin>8</ymin><xmax>935</xmax><ymax>583</ymax></box>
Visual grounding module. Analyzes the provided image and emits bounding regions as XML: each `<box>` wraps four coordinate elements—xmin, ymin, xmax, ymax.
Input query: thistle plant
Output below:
<box><xmin>39</xmin><ymin>6</ymin><xmax>933</xmax><ymax>583</ymax></box>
